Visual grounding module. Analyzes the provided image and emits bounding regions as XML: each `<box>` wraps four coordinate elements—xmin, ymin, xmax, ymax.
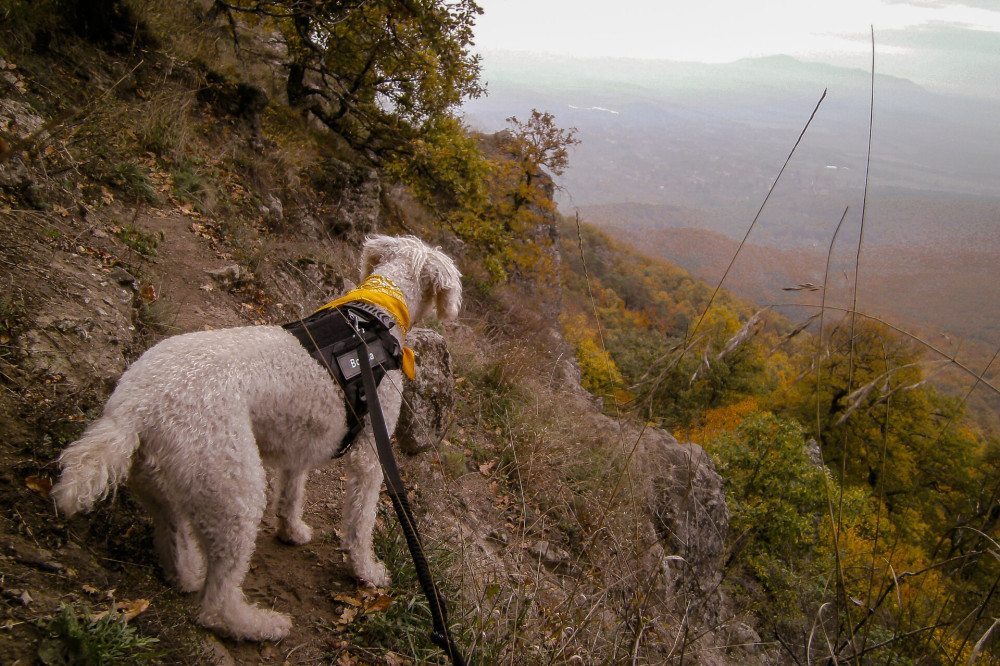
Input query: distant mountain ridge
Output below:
<box><xmin>464</xmin><ymin>51</ymin><xmax>1000</xmax><ymax>245</ymax></box>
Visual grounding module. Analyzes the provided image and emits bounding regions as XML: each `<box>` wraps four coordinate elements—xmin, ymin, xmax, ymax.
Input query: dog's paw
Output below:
<box><xmin>277</xmin><ymin>519</ymin><xmax>313</xmax><ymax>545</ymax></box>
<box><xmin>250</xmin><ymin>609</ymin><xmax>293</xmax><ymax>642</ymax></box>
<box><xmin>171</xmin><ymin>569</ymin><xmax>205</xmax><ymax>594</ymax></box>
<box><xmin>356</xmin><ymin>559</ymin><xmax>391</xmax><ymax>589</ymax></box>
<box><xmin>200</xmin><ymin>604</ymin><xmax>292</xmax><ymax>642</ymax></box>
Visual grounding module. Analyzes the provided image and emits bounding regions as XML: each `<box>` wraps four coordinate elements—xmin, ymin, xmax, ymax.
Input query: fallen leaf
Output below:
<box><xmin>90</xmin><ymin>598</ymin><xmax>150</xmax><ymax>622</ymax></box>
<box><xmin>118</xmin><ymin>598</ymin><xmax>149</xmax><ymax>621</ymax></box>
<box><xmin>333</xmin><ymin>593</ymin><xmax>362</xmax><ymax>607</ymax></box>
<box><xmin>385</xmin><ymin>652</ymin><xmax>409</xmax><ymax>666</ymax></box>
<box><xmin>24</xmin><ymin>476</ymin><xmax>52</xmax><ymax>497</ymax></box>
<box><xmin>139</xmin><ymin>284</ymin><xmax>157</xmax><ymax>303</ymax></box>
<box><xmin>336</xmin><ymin>607</ymin><xmax>357</xmax><ymax>625</ymax></box>
<box><xmin>478</xmin><ymin>461</ymin><xmax>497</xmax><ymax>476</ymax></box>
<box><xmin>363</xmin><ymin>594</ymin><xmax>393</xmax><ymax>613</ymax></box>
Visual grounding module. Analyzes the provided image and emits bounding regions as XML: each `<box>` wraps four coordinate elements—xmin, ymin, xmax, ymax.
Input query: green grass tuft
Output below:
<box><xmin>38</xmin><ymin>603</ymin><xmax>164</xmax><ymax>665</ymax></box>
<box><xmin>115</xmin><ymin>224</ymin><xmax>160</xmax><ymax>257</ymax></box>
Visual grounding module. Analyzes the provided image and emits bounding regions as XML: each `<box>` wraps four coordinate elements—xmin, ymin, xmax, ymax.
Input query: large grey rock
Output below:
<box><xmin>639</xmin><ymin>429</ymin><xmax>729</xmax><ymax>602</ymax></box>
<box><xmin>396</xmin><ymin>328</ymin><xmax>454</xmax><ymax>454</ymax></box>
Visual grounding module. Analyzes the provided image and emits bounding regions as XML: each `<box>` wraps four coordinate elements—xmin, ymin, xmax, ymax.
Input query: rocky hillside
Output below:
<box><xmin>0</xmin><ymin>6</ymin><xmax>760</xmax><ymax>665</ymax></box>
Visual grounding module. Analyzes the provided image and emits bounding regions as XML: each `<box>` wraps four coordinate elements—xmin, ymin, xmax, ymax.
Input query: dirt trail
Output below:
<box><xmin>224</xmin><ymin>467</ymin><xmax>364</xmax><ymax>665</ymax></box>
<box><xmin>129</xmin><ymin>214</ymin><xmax>379</xmax><ymax>663</ymax></box>
<box><xmin>135</xmin><ymin>212</ymin><xmax>246</xmax><ymax>334</ymax></box>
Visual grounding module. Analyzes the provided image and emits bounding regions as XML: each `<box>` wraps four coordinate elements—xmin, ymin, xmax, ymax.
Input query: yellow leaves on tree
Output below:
<box><xmin>560</xmin><ymin>312</ymin><xmax>623</xmax><ymax>399</ymax></box>
<box><xmin>677</xmin><ymin>397</ymin><xmax>759</xmax><ymax>446</ymax></box>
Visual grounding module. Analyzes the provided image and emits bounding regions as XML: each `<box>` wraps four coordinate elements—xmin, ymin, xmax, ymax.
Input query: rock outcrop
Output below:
<box><xmin>396</xmin><ymin>327</ymin><xmax>455</xmax><ymax>454</ymax></box>
<box><xmin>639</xmin><ymin>428</ymin><xmax>729</xmax><ymax>613</ymax></box>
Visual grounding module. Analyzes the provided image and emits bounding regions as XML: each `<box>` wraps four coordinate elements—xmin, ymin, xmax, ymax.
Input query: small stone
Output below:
<box><xmin>109</xmin><ymin>267</ymin><xmax>136</xmax><ymax>286</ymax></box>
<box><xmin>205</xmin><ymin>265</ymin><xmax>240</xmax><ymax>289</ymax></box>
<box><xmin>530</xmin><ymin>540</ymin><xmax>571</xmax><ymax>568</ymax></box>
<box><xmin>487</xmin><ymin>529</ymin><xmax>509</xmax><ymax>544</ymax></box>
<box><xmin>266</xmin><ymin>194</ymin><xmax>283</xmax><ymax>222</ymax></box>
<box><xmin>200</xmin><ymin>634</ymin><xmax>237</xmax><ymax>666</ymax></box>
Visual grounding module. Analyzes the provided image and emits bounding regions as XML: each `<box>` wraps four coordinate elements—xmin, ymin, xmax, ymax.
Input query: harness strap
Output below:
<box><xmin>356</xmin><ymin>338</ymin><xmax>468</xmax><ymax>666</ymax></box>
<box><xmin>282</xmin><ymin>301</ymin><xmax>402</xmax><ymax>457</ymax></box>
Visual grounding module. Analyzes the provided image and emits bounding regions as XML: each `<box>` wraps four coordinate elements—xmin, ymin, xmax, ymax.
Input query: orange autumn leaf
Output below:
<box><xmin>24</xmin><ymin>476</ymin><xmax>52</xmax><ymax>497</ymax></box>
<box><xmin>363</xmin><ymin>594</ymin><xmax>393</xmax><ymax>614</ymax></box>
<box><xmin>90</xmin><ymin>598</ymin><xmax>150</xmax><ymax>622</ymax></box>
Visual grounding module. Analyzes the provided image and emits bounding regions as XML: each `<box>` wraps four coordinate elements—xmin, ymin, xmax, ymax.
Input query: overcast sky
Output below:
<box><xmin>472</xmin><ymin>0</ymin><xmax>1000</xmax><ymax>96</ymax></box>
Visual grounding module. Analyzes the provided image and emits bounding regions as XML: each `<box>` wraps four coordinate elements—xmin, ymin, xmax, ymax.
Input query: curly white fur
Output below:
<box><xmin>50</xmin><ymin>235</ymin><xmax>461</xmax><ymax>642</ymax></box>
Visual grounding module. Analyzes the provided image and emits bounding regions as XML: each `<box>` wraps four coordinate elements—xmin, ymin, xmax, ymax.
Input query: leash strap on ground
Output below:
<box><xmin>356</xmin><ymin>341</ymin><xmax>469</xmax><ymax>666</ymax></box>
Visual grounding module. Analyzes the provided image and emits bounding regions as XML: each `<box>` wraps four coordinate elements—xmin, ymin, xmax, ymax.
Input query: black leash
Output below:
<box><xmin>356</xmin><ymin>337</ymin><xmax>468</xmax><ymax>666</ymax></box>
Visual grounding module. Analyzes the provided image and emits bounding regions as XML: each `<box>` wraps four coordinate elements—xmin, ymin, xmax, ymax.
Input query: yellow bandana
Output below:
<box><xmin>315</xmin><ymin>275</ymin><xmax>416</xmax><ymax>380</ymax></box>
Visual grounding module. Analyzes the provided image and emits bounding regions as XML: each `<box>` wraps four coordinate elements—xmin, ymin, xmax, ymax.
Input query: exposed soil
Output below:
<box><xmin>135</xmin><ymin>212</ymin><xmax>247</xmax><ymax>333</ymax></box>
<box><xmin>0</xmin><ymin>204</ymin><xmax>436</xmax><ymax>665</ymax></box>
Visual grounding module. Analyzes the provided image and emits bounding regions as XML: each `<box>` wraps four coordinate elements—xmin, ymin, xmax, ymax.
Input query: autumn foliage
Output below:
<box><xmin>560</xmin><ymin>219</ymin><xmax>1000</xmax><ymax>662</ymax></box>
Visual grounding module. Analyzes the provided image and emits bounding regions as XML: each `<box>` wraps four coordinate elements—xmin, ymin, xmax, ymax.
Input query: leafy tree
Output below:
<box><xmin>503</xmin><ymin>110</ymin><xmax>578</xmax><ymax>198</ymax></box>
<box><xmin>706</xmin><ymin>412</ymin><xmax>832</xmax><ymax>620</ymax></box>
<box><xmin>560</xmin><ymin>311</ymin><xmax>624</xmax><ymax>399</ymax></box>
<box><xmin>558</xmin><ymin>221</ymin><xmax>774</xmax><ymax>422</ymax></box>
<box><xmin>394</xmin><ymin>110</ymin><xmax>578</xmax><ymax>282</ymax></box>
<box><xmin>784</xmin><ymin>320</ymin><xmax>979</xmax><ymax>540</ymax></box>
<box><xmin>213</xmin><ymin>0</ymin><xmax>484</xmax><ymax>156</ymax></box>
<box><xmin>710</xmin><ymin>412</ymin><xmax>829</xmax><ymax>560</ymax></box>
<box><xmin>472</xmin><ymin>111</ymin><xmax>578</xmax><ymax>280</ymax></box>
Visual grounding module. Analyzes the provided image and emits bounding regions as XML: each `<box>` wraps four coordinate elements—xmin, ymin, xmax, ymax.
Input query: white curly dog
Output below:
<box><xmin>51</xmin><ymin>235</ymin><xmax>461</xmax><ymax>641</ymax></box>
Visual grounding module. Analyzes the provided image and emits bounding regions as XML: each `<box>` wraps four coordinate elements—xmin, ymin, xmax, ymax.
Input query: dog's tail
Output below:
<box><xmin>50</xmin><ymin>413</ymin><xmax>140</xmax><ymax>516</ymax></box>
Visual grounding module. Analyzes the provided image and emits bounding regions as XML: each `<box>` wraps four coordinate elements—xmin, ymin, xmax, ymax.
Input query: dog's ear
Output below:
<box><xmin>424</xmin><ymin>249</ymin><xmax>462</xmax><ymax>321</ymax></box>
<box><xmin>361</xmin><ymin>235</ymin><xmax>395</xmax><ymax>278</ymax></box>
<box><xmin>435</xmin><ymin>283</ymin><xmax>462</xmax><ymax>321</ymax></box>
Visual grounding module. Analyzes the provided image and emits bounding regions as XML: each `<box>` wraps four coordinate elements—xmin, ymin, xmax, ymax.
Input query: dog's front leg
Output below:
<box><xmin>341</xmin><ymin>440</ymin><xmax>390</xmax><ymax>588</ymax></box>
<box><xmin>274</xmin><ymin>469</ymin><xmax>313</xmax><ymax>545</ymax></box>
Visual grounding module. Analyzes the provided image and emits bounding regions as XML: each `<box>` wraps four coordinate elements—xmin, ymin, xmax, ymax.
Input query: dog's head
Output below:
<box><xmin>361</xmin><ymin>235</ymin><xmax>462</xmax><ymax>324</ymax></box>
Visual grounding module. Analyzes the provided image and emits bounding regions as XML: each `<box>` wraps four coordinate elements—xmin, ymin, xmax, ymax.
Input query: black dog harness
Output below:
<box><xmin>282</xmin><ymin>302</ymin><xmax>403</xmax><ymax>457</ymax></box>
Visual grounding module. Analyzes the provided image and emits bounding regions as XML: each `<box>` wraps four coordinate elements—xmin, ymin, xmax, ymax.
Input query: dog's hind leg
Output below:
<box><xmin>195</xmin><ymin>433</ymin><xmax>292</xmax><ymax>641</ymax></box>
<box><xmin>132</xmin><ymin>466</ymin><xmax>205</xmax><ymax>593</ymax></box>
<box><xmin>274</xmin><ymin>469</ymin><xmax>313</xmax><ymax>545</ymax></box>
<box><xmin>341</xmin><ymin>440</ymin><xmax>390</xmax><ymax>588</ymax></box>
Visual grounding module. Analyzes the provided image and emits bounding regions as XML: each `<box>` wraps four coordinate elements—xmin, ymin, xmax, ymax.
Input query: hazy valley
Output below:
<box><xmin>464</xmin><ymin>51</ymin><xmax>1000</xmax><ymax>406</ymax></box>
